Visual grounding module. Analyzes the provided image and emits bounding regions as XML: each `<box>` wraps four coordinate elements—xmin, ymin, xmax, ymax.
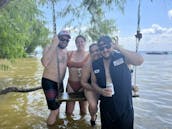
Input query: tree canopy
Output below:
<box><xmin>54</xmin><ymin>0</ymin><xmax>126</xmax><ymax>42</ymax></box>
<box><xmin>0</xmin><ymin>0</ymin><xmax>127</xmax><ymax>59</ymax></box>
<box><xmin>0</xmin><ymin>0</ymin><xmax>49</xmax><ymax>59</ymax></box>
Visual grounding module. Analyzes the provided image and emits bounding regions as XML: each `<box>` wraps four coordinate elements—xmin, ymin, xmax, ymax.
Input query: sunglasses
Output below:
<box><xmin>99</xmin><ymin>44</ymin><xmax>111</xmax><ymax>51</ymax></box>
<box><xmin>59</xmin><ymin>37</ymin><xmax>69</xmax><ymax>43</ymax></box>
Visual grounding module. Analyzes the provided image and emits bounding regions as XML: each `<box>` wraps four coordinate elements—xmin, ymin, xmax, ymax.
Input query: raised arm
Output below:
<box><xmin>41</xmin><ymin>35</ymin><xmax>59</xmax><ymax>67</ymax></box>
<box><xmin>112</xmin><ymin>42</ymin><xmax>144</xmax><ymax>66</ymax></box>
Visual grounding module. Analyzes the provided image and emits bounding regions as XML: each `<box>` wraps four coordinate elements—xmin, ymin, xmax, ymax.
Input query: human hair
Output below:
<box><xmin>89</xmin><ymin>43</ymin><xmax>98</xmax><ymax>53</ymax></box>
<box><xmin>75</xmin><ymin>35</ymin><xmax>86</xmax><ymax>43</ymax></box>
<box><xmin>97</xmin><ymin>35</ymin><xmax>112</xmax><ymax>46</ymax></box>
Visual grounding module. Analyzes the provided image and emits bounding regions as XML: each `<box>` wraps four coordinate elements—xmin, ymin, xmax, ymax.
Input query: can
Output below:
<box><xmin>106</xmin><ymin>82</ymin><xmax>115</xmax><ymax>96</ymax></box>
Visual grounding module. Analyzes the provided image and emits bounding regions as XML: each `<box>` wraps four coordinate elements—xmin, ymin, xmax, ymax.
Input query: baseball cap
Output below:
<box><xmin>97</xmin><ymin>35</ymin><xmax>112</xmax><ymax>46</ymax></box>
<box><xmin>58</xmin><ymin>30</ymin><xmax>71</xmax><ymax>39</ymax></box>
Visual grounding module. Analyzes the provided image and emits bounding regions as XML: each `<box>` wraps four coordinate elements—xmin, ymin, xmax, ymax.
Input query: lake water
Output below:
<box><xmin>0</xmin><ymin>54</ymin><xmax>172</xmax><ymax>129</ymax></box>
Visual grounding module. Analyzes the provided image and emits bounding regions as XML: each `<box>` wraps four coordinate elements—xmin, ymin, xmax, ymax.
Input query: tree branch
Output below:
<box><xmin>0</xmin><ymin>86</ymin><xmax>42</xmax><ymax>95</ymax></box>
<box><xmin>0</xmin><ymin>0</ymin><xmax>10</xmax><ymax>9</ymax></box>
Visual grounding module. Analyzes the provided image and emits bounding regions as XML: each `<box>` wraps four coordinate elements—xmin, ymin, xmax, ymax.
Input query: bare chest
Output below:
<box><xmin>104</xmin><ymin>61</ymin><xmax>112</xmax><ymax>83</ymax></box>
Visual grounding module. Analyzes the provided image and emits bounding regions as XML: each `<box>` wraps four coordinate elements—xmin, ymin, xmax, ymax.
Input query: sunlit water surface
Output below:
<box><xmin>0</xmin><ymin>55</ymin><xmax>172</xmax><ymax>129</ymax></box>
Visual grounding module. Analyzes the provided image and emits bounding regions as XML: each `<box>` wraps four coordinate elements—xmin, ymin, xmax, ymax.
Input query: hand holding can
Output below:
<box><xmin>106</xmin><ymin>82</ymin><xmax>114</xmax><ymax>96</ymax></box>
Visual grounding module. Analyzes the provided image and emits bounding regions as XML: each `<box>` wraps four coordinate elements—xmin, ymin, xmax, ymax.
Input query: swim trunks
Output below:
<box><xmin>42</xmin><ymin>77</ymin><xmax>64</xmax><ymax>110</ymax></box>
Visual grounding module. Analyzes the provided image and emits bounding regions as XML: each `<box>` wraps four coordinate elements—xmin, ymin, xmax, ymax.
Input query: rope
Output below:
<box><xmin>51</xmin><ymin>0</ymin><xmax>61</xmax><ymax>92</ymax></box>
<box><xmin>133</xmin><ymin>0</ymin><xmax>142</xmax><ymax>93</ymax></box>
<box><xmin>52</xmin><ymin>0</ymin><xmax>56</xmax><ymax>35</ymax></box>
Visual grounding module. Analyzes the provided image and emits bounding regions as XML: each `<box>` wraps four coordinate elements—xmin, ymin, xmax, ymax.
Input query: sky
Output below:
<box><xmin>114</xmin><ymin>0</ymin><xmax>172</xmax><ymax>51</ymax></box>
<box><xmin>41</xmin><ymin>0</ymin><xmax>172</xmax><ymax>52</ymax></box>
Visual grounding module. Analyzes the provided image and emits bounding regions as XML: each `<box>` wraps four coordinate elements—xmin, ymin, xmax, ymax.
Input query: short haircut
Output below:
<box><xmin>89</xmin><ymin>43</ymin><xmax>98</xmax><ymax>53</ymax></box>
<box><xmin>75</xmin><ymin>35</ymin><xmax>86</xmax><ymax>43</ymax></box>
<box><xmin>97</xmin><ymin>35</ymin><xmax>112</xmax><ymax>46</ymax></box>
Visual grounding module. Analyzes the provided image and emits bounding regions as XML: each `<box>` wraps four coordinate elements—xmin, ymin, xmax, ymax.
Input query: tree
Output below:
<box><xmin>0</xmin><ymin>0</ymin><xmax>49</xmax><ymax>58</ymax></box>
<box><xmin>54</xmin><ymin>0</ymin><xmax>126</xmax><ymax>42</ymax></box>
<box><xmin>39</xmin><ymin>0</ymin><xmax>126</xmax><ymax>41</ymax></box>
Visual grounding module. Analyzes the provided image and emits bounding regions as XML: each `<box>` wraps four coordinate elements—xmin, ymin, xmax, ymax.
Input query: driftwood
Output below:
<box><xmin>0</xmin><ymin>86</ymin><xmax>139</xmax><ymax>102</ymax></box>
<box><xmin>0</xmin><ymin>86</ymin><xmax>42</xmax><ymax>95</ymax></box>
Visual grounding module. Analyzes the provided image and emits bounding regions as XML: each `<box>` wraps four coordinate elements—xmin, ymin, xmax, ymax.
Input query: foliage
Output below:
<box><xmin>54</xmin><ymin>0</ymin><xmax>126</xmax><ymax>42</ymax></box>
<box><xmin>0</xmin><ymin>0</ymin><xmax>49</xmax><ymax>59</ymax></box>
<box><xmin>0</xmin><ymin>0</ymin><xmax>127</xmax><ymax>59</ymax></box>
<box><xmin>39</xmin><ymin>0</ymin><xmax>126</xmax><ymax>42</ymax></box>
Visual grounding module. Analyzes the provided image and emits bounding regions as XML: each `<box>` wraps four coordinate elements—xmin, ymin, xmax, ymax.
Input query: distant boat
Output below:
<box><xmin>146</xmin><ymin>51</ymin><xmax>169</xmax><ymax>55</ymax></box>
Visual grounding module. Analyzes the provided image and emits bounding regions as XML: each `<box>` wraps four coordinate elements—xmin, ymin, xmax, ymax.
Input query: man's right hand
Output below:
<box><xmin>102</xmin><ymin>88</ymin><xmax>113</xmax><ymax>97</ymax></box>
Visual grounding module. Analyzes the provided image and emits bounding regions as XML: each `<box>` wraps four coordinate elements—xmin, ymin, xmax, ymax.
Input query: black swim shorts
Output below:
<box><xmin>42</xmin><ymin>77</ymin><xmax>64</xmax><ymax>110</ymax></box>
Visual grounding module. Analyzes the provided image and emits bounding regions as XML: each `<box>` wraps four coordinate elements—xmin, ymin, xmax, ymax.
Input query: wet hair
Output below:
<box><xmin>89</xmin><ymin>43</ymin><xmax>98</xmax><ymax>53</ymax></box>
<box><xmin>75</xmin><ymin>35</ymin><xmax>86</xmax><ymax>43</ymax></box>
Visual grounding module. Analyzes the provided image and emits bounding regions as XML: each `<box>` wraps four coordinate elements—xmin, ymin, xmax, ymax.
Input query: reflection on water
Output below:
<box><xmin>0</xmin><ymin>55</ymin><xmax>172</xmax><ymax>129</ymax></box>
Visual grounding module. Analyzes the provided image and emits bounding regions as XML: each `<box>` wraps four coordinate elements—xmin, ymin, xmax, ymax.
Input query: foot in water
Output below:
<box><xmin>90</xmin><ymin>114</ymin><xmax>97</xmax><ymax>126</ymax></box>
<box><xmin>47</xmin><ymin>109</ymin><xmax>59</xmax><ymax>125</ymax></box>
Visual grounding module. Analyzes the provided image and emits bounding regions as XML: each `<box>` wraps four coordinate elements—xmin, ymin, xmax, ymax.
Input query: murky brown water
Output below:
<box><xmin>0</xmin><ymin>58</ymin><xmax>101</xmax><ymax>129</ymax></box>
<box><xmin>0</xmin><ymin>55</ymin><xmax>172</xmax><ymax>129</ymax></box>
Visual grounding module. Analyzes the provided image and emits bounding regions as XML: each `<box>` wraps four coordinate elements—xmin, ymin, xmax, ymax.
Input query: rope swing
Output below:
<box><xmin>133</xmin><ymin>0</ymin><xmax>142</xmax><ymax>97</ymax></box>
<box><xmin>51</xmin><ymin>0</ymin><xmax>62</xmax><ymax>93</ymax></box>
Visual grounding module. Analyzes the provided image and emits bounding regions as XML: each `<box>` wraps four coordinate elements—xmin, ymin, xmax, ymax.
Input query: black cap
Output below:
<box><xmin>97</xmin><ymin>35</ymin><xmax>112</xmax><ymax>45</ymax></box>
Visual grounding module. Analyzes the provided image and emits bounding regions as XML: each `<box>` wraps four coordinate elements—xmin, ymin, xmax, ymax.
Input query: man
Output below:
<box><xmin>91</xmin><ymin>36</ymin><xmax>144</xmax><ymax>129</ymax></box>
<box><xmin>81</xmin><ymin>43</ymin><xmax>101</xmax><ymax>126</ymax></box>
<box><xmin>41</xmin><ymin>30</ymin><xmax>71</xmax><ymax>125</ymax></box>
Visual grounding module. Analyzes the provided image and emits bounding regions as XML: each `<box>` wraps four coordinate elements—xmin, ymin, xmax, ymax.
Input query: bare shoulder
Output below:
<box><xmin>43</xmin><ymin>43</ymin><xmax>51</xmax><ymax>50</ymax></box>
<box><xmin>85</xmin><ymin>51</ymin><xmax>90</xmax><ymax>59</ymax></box>
<box><xmin>83</xmin><ymin>58</ymin><xmax>91</xmax><ymax>68</ymax></box>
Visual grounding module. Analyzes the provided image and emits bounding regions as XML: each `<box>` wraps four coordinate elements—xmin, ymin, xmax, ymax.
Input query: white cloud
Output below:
<box><xmin>58</xmin><ymin>24</ymin><xmax>172</xmax><ymax>52</ymax></box>
<box><xmin>168</xmin><ymin>9</ymin><xmax>172</xmax><ymax>19</ymax></box>
<box><xmin>119</xmin><ymin>24</ymin><xmax>172</xmax><ymax>51</ymax></box>
<box><xmin>142</xmin><ymin>24</ymin><xmax>168</xmax><ymax>35</ymax></box>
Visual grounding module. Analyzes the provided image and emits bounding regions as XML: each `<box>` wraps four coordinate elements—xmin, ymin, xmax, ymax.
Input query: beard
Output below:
<box><xmin>103</xmin><ymin>56</ymin><xmax>110</xmax><ymax>60</ymax></box>
<box><xmin>58</xmin><ymin>44</ymin><xmax>67</xmax><ymax>49</ymax></box>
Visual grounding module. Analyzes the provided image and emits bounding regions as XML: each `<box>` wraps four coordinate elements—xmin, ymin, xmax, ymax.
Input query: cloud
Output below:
<box><xmin>119</xmin><ymin>24</ymin><xmax>172</xmax><ymax>51</ymax></box>
<box><xmin>168</xmin><ymin>9</ymin><xmax>172</xmax><ymax>19</ymax></box>
<box><xmin>141</xmin><ymin>24</ymin><xmax>171</xmax><ymax>35</ymax></box>
<box><xmin>59</xmin><ymin>24</ymin><xmax>172</xmax><ymax>52</ymax></box>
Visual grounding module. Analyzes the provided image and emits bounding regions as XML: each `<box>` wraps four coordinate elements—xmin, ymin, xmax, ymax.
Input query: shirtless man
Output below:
<box><xmin>41</xmin><ymin>30</ymin><xmax>71</xmax><ymax>125</ymax></box>
<box><xmin>81</xmin><ymin>43</ymin><xmax>101</xmax><ymax>126</ymax></box>
<box><xmin>91</xmin><ymin>35</ymin><xmax>144</xmax><ymax>129</ymax></box>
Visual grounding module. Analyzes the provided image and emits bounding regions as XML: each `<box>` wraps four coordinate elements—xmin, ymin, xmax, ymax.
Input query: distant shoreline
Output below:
<box><xmin>140</xmin><ymin>51</ymin><xmax>172</xmax><ymax>55</ymax></box>
<box><xmin>146</xmin><ymin>51</ymin><xmax>169</xmax><ymax>55</ymax></box>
